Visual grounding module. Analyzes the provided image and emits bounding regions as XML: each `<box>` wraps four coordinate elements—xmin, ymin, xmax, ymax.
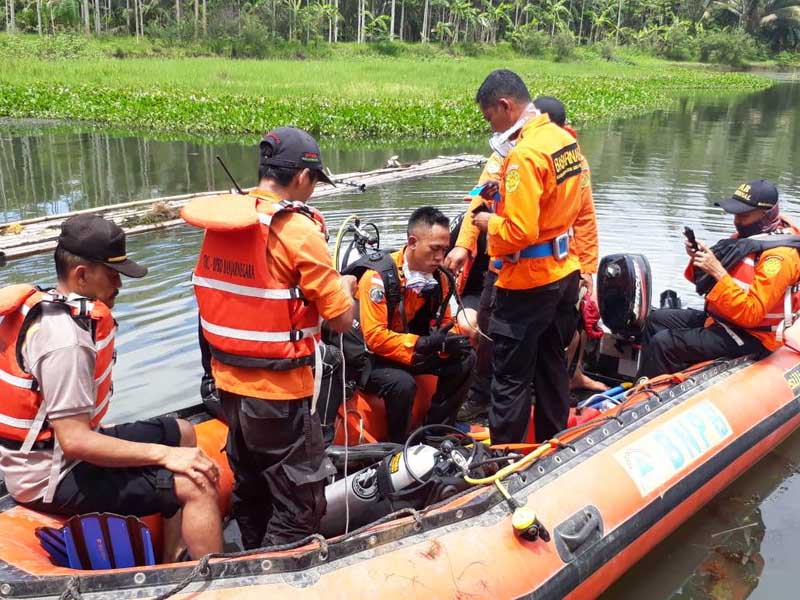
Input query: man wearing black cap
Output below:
<box><xmin>187</xmin><ymin>126</ymin><xmax>354</xmax><ymax>548</ymax></box>
<box><xmin>639</xmin><ymin>180</ymin><xmax>800</xmax><ymax>378</ymax></box>
<box><xmin>0</xmin><ymin>214</ymin><xmax>223</xmax><ymax>560</ymax></box>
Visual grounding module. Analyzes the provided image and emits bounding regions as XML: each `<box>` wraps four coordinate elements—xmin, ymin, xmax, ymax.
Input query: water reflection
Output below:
<box><xmin>0</xmin><ymin>123</ymin><xmax>483</xmax><ymax>223</ymax></box>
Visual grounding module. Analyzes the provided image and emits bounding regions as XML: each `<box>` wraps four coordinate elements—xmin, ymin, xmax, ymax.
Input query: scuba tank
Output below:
<box><xmin>320</xmin><ymin>444</ymin><xmax>439</xmax><ymax>537</ymax></box>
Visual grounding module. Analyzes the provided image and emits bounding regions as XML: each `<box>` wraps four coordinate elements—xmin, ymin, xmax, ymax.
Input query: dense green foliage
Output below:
<box><xmin>2</xmin><ymin>0</ymin><xmax>800</xmax><ymax>59</ymax></box>
<box><xmin>0</xmin><ymin>45</ymin><xmax>772</xmax><ymax>140</ymax></box>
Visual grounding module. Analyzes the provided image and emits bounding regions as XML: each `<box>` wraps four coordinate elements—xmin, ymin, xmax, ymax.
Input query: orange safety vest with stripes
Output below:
<box><xmin>0</xmin><ymin>284</ymin><xmax>115</xmax><ymax>448</ymax></box>
<box><xmin>720</xmin><ymin>228</ymin><xmax>800</xmax><ymax>347</ymax></box>
<box><xmin>183</xmin><ymin>194</ymin><xmax>323</xmax><ymax>371</ymax></box>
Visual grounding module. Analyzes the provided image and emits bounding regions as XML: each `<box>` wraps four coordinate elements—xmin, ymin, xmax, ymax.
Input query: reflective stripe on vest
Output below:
<box><xmin>0</xmin><ymin>366</ymin><xmax>36</xmax><ymax>390</ymax></box>
<box><xmin>726</xmin><ymin>252</ymin><xmax>800</xmax><ymax>339</ymax></box>
<box><xmin>200</xmin><ymin>317</ymin><xmax>319</xmax><ymax>343</ymax></box>
<box><xmin>192</xmin><ymin>274</ymin><xmax>301</xmax><ymax>300</ymax></box>
<box><xmin>192</xmin><ymin>199</ymin><xmax>322</xmax><ymax>367</ymax></box>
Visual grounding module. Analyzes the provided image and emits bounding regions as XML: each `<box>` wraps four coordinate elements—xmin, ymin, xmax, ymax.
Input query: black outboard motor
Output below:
<box><xmin>597</xmin><ymin>254</ymin><xmax>652</xmax><ymax>340</ymax></box>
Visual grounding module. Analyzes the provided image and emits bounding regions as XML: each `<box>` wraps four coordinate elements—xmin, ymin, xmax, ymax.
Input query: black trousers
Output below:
<box><xmin>638</xmin><ymin>308</ymin><xmax>766</xmax><ymax>378</ymax></box>
<box><xmin>489</xmin><ymin>270</ymin><xmax>581</xmax><ymax>445</ymax></box>
<box><xmin>363</xmin><ymin>351</ymin><xmax>476</xmax><ymax>443</ymax></box>
<box><xmin>465</xmin><ymin>270</ymin><xmax>498</xmax><ymax>407</ymax></box>
<box><xmin>221</xmin><ymin>392</ymin><xmax>336</xmax><ymax>550</ymax></box>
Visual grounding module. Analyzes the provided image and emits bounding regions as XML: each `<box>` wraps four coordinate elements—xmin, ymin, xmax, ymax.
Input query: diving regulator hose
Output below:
<box><xmin>333</xmin><ymin>215</ymin><xmax>361</xmax><ymax>270</ymax></box>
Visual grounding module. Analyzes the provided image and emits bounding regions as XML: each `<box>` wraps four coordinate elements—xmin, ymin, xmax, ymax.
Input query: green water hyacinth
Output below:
<box><xmin>0</xmin><ymin>63</ymin><xmax>770</xmax><ymax>141</ymax></box>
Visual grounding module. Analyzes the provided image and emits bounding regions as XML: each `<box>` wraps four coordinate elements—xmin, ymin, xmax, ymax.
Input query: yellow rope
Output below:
<box><xmin>463</xmin><ymin>440</ymin><xmax>558</xmax><ymax>486</ymax></box>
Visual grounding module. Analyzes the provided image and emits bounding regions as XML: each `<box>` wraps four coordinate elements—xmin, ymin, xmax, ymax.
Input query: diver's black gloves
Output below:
<box><xmin>413</xmin><ymin>323</ymin><xmax>472</xmax><ymax>366</ymax></box>
<box><xmin>413</xmin><ymin>322</ymin><xmax>454</xmax><ymax>358</ymax></box>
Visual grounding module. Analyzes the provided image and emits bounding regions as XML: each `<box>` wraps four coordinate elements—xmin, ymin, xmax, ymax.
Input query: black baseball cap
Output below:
<box><xmin>716</xmin><ymin>180</ymin><xmax>779</xmax><ymax>214</ymax></box>
<box><xmin>57</xmin><ymin>214</ymin><xmax>148</xmax><ymax>278</ymax></box>
<box><xmin>533</xmin><ymin>96</ymin><xmax>567</xmax><ymax>127</ymax></box>
<box><xmin>260</xmin><ymin>126</ymin><xmax>334</xmax><ymax>186</ymax></box>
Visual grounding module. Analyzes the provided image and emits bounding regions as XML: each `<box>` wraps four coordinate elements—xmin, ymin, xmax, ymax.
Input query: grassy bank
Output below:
<box><xmin>0</xmin><ymin>37</ymin><xmax>772</xmax><ymax>140</ymax></box>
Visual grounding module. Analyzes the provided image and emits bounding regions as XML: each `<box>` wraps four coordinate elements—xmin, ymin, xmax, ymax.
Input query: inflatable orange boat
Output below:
<box><xmin>1</xmin><ymin>350</ymin><xmax>800</xmax><ymax>599</ymax></box>
<box><xmin>2</xmin><ymin>248</ymin><xmax>800</xmax><ymax>599</ymax></box>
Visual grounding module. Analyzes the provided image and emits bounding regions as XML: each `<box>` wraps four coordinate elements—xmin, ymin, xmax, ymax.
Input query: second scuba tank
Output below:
<box><xmin>320</xmin><ymin>444</ymin><xmax>439</xmax><ymax>537</ymax></box>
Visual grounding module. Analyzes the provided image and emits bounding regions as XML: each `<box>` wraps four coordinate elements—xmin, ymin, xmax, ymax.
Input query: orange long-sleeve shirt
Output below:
<box><xmin>487</xmin><ymin>114</ymin><xmax>583</xmax><ymax>290</ymax></box>
<box><xmin>572</xmin><ymin>155</ymin><xmax>599</xmax><ymax>276</ymax></box>
<box><xmin>357</xmin><ymin>249</ymin><xmax>459</xmax><ymax>365</ymax></box>
<box><xmin>457</xmin><ymin>144</ymin><xmax>598</xmax><ymax>279</ymax></box>
<box><xmin>455</xmin><ymin>152</ymin><xmax>503</xmax><ymax>259</ymax></box>
<box><xmin>685</xmin><ymin>246</ymin><xmax>800</xmax><ymax>351</ymax></box>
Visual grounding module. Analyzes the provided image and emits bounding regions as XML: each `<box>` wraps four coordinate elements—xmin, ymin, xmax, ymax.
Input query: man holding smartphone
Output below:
<box><xmin>639</xmin><ymin>180</ymin><xmax>800</xmax><ymax>377</ymax></box>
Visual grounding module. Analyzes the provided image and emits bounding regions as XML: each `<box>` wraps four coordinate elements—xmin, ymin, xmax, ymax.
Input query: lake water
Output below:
<box><xmin>1</xmin><ymin>77</ymin><xmax>799</xmax><ymax>598</ymax></box>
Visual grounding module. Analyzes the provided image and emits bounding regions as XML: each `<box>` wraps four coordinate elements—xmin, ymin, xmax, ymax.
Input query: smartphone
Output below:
<box><xmin>472</xmin><ymin>203</ymin><xmax>490</xmax><ymax>215</ymax></box>
<box><xmin>683</xmin><ymin>226</ymin><xmax>699</xmax><ymax>251</ymax></box>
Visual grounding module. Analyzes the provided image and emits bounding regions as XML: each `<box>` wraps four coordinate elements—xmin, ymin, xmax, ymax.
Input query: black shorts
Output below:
<box><xmin>23</xmin><ymin>417</ymin><xmax>183</xmax><ymax>519</ymax></box>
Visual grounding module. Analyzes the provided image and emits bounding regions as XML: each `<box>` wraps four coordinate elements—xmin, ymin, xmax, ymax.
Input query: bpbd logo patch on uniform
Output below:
<box><xmin>505</xmin><ymin>169</ymin><xmax>521</xmax><ymax>193</ymax></box>
<box><xmin>552</xmin><ymin>143</ymin><xmax>583</xmax><ymax>184</ymax></box>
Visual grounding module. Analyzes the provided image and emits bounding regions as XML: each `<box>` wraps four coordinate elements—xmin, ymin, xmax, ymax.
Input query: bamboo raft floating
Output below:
<box><xmin>0</xmin><ymin>154</ymin><xmax>486</xmax><ymax>263</ymax></box>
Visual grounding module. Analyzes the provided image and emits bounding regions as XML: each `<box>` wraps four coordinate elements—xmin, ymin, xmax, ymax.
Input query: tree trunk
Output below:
<box><xmin>390</xmin><ymin>0</ymin><xmax>395</xmax><ymax>40</ymax></box>
<box><xmin>399</xmin><ymin>0</ymin><xmax>404</xmax><ymax>40</ymax></box>
<box><xmin>83</xmin><ymin>0</ymin><xmax>91</xmax><ymax>35</ymax></box>
<box><xmin>132</xmin><ymin>0</ymin><xmax>139</xmax><ymax>39</ymax></box>
<box><xmin>94</xmin><ymin>0</ymin><xmax>100</xmax><ymax>34</ymax></box>
<box><xmin>8</xmin><ymin>0</ymin><xmax>16</xmax><ymax>33</ymax></box>
<box><xmin>615</xmin><ymin>0</ymin><xmax>623</xmax><ymax>45</ymax></box>
<box><xmin>202</xmin><ymin>0</ymin><xmax>207</xmax><ymax>34</ymax></box>
<box><xmin>176</xmin><ymin>0</ymin><xmax>181</xmax><ymax>24</ymax></box>
<box><xmin>578</xmin><ymin>0</ymin><xmax>586</xmax><ymax>42</ymax></box>
<box><xmin>35</xmin><ymin>0</ymin><xmax>42</xmax><ymax>34</ymax></box>
<box><xmin>334</xmin><ymin>0</ymin><xmax>339</xmax><ymax>41</ymax></box>
<box><xmin>126</xmin><ymin>0</ymin><xmax>131</xmax><ymax>33</ymax></box>
<box><xmin>422</xmin><ymin>0</ymin><xmax>429</xmax><ymax>41</ymax></box>
<box><xmin>194</xmin><ymin>0</ymin><xmax>199</xmax><ymax>38</ymax></box>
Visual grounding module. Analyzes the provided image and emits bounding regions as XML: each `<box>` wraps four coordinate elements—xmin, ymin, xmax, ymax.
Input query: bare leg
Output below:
<box><xmin>173</xmin><ymin>474</ymin><xmax>223</xmax><ymax>559</ymax></box>
<box><xmin>568</xmin><ymin>331</ymin><xmax>608</xmax><ymax>392</ymax></box>
<box><xmin>162</xmin><ymin>419</ymin><xmax>204</xmax><ymax>561</ymax></box>
<box><xmin>176</xmin><ymin>418</ymin><xmax>197</xmax><ymax>447</ymax></box>
<box><xmin>161</xmin><ymin>510</ymin><xmax>185</xmax><ymax>563</ymax></box>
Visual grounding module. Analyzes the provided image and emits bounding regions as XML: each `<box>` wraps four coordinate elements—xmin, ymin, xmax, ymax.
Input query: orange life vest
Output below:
<box><xmin>183</xmin><ymin>194</ymin><xmax>324</xmax><ymax>371</ymax></box>
<box><xmin>725</xmin><ymin>228</ymin><xmax>800</xmax><ymax>344</ymax></box>
<box><xmin>0</xmin><ymin>284</ymin><xmax>115</xmax><ymax>448</ymax></box>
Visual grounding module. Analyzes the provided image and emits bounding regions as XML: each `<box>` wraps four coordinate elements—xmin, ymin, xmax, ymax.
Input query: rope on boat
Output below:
<box><xmin>54</xmin><ymin>508</ymin><xmax>426</xmax><ymax>600</ymax></box>
<box><xmin>150</xmin><ymin>534</ymin><xmax>328</xmax><ymax>600</ymax></box>
<box><xmin>58</xmin><ymin>576</ymin><xmax>83</xmax><ymax>600</ymax></box>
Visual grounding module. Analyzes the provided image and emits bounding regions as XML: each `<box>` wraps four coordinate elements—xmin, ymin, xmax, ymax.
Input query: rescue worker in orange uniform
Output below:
<box><xmin>183</xmin><ymin>127</ymin><xmax>355</xmax><ymax>549</ymax></box>
<box><xmin>357</xmin><ymin>207</ymin><xmax>475</xmax><ymax>443</ymax></box>
<box><xmin>640</xmin><ymin>180</ymin><xmax>800</xmax><ymax>377</ymax></box>
<box><xmin>0</xmin><ymin>215</ymin><xmax>223</xmax><ymax>560</ymax></box>
<box><xmin>531</xmin><ymin>97</ymin><xmax>606</xmax><ymax>394</ymax></box>
<box><xmin>444</xmin><ymin>153</ymin><xmax>502</xmax><ymax>422</ymax></box>
<box><xmin>446</xmin><ymin>95</ymin><xmax>604</xmax><ymax>422</ymax></box>
<box><xmin>471</xmin><ymin>70</ymin><xmax>585</xmax><ymax>444</ymax></box>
